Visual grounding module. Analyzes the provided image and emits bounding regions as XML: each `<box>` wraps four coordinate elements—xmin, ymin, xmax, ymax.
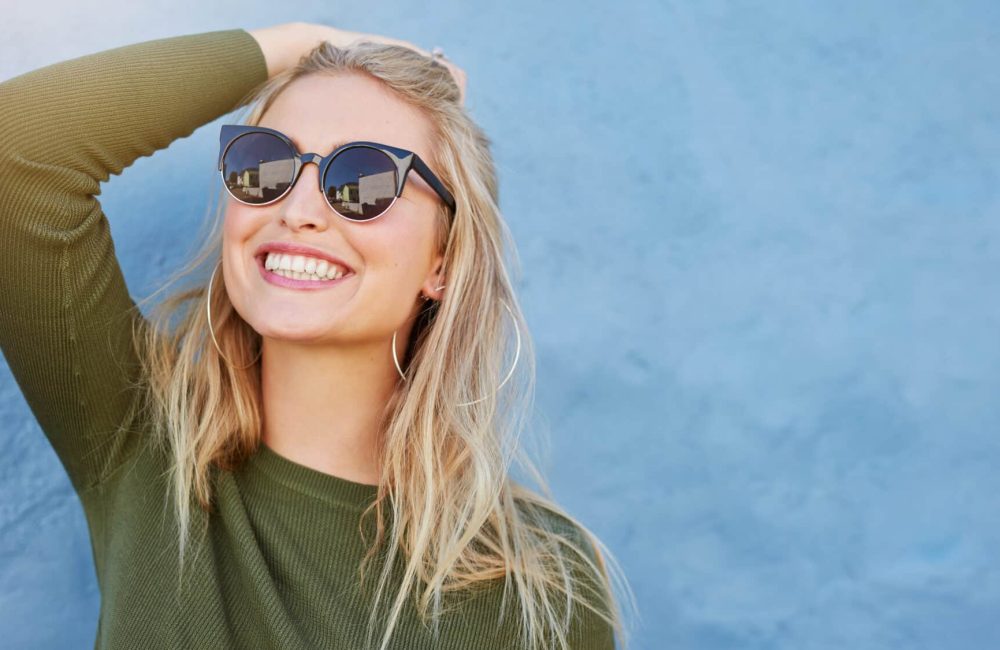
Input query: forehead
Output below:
<box><xmin>258</xmin><ymin>72</ymin><xmax>436</xmax><ymax>161</ymax></box>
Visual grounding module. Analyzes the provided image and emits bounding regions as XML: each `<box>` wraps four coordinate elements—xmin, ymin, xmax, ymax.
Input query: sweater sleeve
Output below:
<box><xmin>0</xmin><ymin>29</ymin><xmax>268</xmax><ymax>494</ymax></box>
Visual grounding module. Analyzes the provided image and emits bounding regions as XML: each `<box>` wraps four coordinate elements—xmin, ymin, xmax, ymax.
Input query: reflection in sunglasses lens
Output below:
<box><xmin>222</xmin><ymin>133</ymin><xmax>294</xmax><ymax>204</ymax></box>
<box><xmin>324</xmin><ymin>147</ymin><xmax>398</xmax><ymax>220</ymax></box>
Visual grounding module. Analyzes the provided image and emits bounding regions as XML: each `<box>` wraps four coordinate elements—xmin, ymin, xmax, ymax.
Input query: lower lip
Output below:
<box><xmin>256</xmin><ymin>255</ymin><xmax>355</xmax><ymax>290</ymax></box>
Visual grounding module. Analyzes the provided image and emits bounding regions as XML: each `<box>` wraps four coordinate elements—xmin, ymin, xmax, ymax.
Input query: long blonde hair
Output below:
<box><xmin>127</xmin><ymin>39</ymin><xmax>638</xmax><ymax>650</ymax></box>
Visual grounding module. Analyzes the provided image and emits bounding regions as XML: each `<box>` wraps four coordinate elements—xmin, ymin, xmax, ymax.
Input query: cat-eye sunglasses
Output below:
<box><xmin>218</xmin><ymin>124</ymin><xmax>456</xmax><ymax>222</ymax></box>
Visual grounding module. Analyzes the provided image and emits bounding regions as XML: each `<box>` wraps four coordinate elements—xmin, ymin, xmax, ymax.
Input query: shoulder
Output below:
<box><xmin>520</xmin><ymin>500</ymin><xmax>604</xmax><ymax>567</ymax></box>
<box><xmin>518</xmin><ymin>493</ymin><xmax>616</xmax><ymax>650</ymax></box>
<box><xmin>546</xmin><ymin>511</ymin><xmax>617</xmax><ymax>649</ymax></box>
<box><xmin>515</xmin><ymin>500</ymin><xmax>617</xmax><ymax>647</ymax></box>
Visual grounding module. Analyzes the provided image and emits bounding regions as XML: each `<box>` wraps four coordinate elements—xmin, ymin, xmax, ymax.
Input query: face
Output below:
<box><xmin>221</xmin><ymin>72</ymin><xmax>447</xmax><ymax>347</ymax></box>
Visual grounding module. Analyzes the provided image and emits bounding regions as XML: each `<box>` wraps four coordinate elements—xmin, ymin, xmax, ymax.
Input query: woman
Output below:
<box><xmin>0</xmin><ymin>21</ymin><xmax>635</xmax><ymax>650</ymax></box>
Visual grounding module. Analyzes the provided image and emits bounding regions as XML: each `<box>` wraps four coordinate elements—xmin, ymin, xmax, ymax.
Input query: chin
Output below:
<box><xmin>249</xmin><ymin>317</ymin><xmax>342</xmax><ymax>345</ymax></box>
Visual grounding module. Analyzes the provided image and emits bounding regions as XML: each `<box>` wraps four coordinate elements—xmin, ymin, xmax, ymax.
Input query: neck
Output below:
<box><xmin>259</xmin><ymin>335</ymin><xmax>402</xmax><ymax>486</ymax></box>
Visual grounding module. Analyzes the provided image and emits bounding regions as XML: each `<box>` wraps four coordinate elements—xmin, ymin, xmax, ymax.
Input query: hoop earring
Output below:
<box><xmin>207</xmin><ymin>261</ymin><xmax>261</xmax><ymax>370</ymax></box>
<box><xmin>392</xmin><ymin>293</ymin><xmax>521</xmax><ymax>407</ymax></box>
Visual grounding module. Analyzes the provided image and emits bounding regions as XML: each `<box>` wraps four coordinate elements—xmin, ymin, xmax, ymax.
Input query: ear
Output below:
<box><xmin>419</xmin><ymin>253</ymin><xmax>447</xmax><ymax>302</ymax></box>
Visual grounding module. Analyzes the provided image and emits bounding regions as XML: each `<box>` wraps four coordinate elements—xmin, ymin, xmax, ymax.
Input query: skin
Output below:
<box><xmin>221</xmin><ymin>69</ymin><xmax>449</xmax><ymax>485</ymax></box>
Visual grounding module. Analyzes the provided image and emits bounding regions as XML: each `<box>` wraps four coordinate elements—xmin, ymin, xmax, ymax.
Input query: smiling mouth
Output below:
<box><xmin>254</xmin><ymin>254</ymin><xmax>356</xmax><ymax>289</ymax></box>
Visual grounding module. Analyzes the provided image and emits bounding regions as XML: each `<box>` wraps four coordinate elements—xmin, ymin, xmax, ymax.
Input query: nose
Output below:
<box><xmin>279</xmin><ymin>156</ymin><xmax>333</xmax><ymax>231</ymax></box>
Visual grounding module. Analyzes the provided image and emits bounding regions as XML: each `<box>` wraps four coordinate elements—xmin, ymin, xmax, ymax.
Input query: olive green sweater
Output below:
<box><xmin>0</xmin><ymin>28</ymin><xmax>613</xmax><ymax>649</ymax></box>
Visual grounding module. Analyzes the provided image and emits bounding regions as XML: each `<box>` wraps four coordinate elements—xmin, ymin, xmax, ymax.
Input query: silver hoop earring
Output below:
<box><xmin>392</xmin><ymin>298</ymin><xmax>521</xmax><ymax>407</ymax></box>
<box><xmin>207</xmin><ymin>261</ymin><xmax>261</xmax><ymax>370</ymax></box>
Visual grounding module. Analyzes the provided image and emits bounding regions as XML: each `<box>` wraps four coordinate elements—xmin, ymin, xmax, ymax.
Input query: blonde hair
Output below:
<box><xmin>127</xmin><ymin>39</ymin><xmax>638</xmax><ymax>650</ymax></box>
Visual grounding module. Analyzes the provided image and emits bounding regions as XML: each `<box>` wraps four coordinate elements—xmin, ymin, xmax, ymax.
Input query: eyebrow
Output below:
<box><xmin>294</xmin><ymin>139</ymin><xmax>344</xmax><ymax>153</ymax></box>
<box><xmin>285</xmin><ymin>133</ymin><xmax>355</xmax><ymax>154</ymax></box>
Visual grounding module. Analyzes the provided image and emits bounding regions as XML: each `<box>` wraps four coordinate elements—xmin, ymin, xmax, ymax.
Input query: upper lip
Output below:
<box><xmin>254</xmin><ymin>241</ymin><xmax>355</xmax><ymax>273</ymax></box>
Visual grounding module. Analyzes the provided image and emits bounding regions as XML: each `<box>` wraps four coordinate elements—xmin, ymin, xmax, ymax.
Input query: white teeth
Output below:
<box><xmin>262</xmin><ymin>252</ymin><xmax>349</xmax><ymax>282</ymax></box>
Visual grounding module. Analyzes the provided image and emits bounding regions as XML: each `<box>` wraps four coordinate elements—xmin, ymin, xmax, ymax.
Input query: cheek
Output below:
<box><xmin>222</xmin><ymin>204</ymin><xmax>255</xmax><ymax>243</ymax></box>
<box><xmin>360</xmin><ymin>220</ymin><xmax>429</xmax><ymax>281</ymax></box>
<box><xmin>219</xmin><ymin>208</ymin><xmax>263</xmax><ymax>313</ymax></box>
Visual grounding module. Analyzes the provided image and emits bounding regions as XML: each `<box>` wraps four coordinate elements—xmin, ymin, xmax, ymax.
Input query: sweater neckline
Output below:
<box><xmin>247</xmin><ymin>441</ymin><xmax>379</xmax><ymax>510</ymax></box>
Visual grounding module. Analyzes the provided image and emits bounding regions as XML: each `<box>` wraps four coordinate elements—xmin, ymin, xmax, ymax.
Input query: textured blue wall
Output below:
<box><xmin>1</xmin><ymin>2</ymin><xmax>998</xmax><ymax>648</ymax></box>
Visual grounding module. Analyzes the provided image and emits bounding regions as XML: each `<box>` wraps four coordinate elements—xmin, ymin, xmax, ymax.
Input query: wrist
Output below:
<box><xmin>247</xmin><ymin>23</ymin><xmax>314</xmax><ymax>79</ymax></box>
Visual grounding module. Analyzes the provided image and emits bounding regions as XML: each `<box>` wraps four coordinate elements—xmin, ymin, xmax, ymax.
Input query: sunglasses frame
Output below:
<box><xmin>218</xmin><ymin>124</ymin><xmax>456</xmax><ymax>222</ymax></box>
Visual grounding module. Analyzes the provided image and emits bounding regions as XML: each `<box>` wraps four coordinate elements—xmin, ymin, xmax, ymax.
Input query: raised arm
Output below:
<box><xmin>0</xmin><ymin>28</ymin><xmax>268</xmax><ymax>494</ymax></box>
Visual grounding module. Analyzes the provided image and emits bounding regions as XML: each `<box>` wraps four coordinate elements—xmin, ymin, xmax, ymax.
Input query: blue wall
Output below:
<box><xmin>1</xmin><ymin>2</ymin><xmax>997</xmax><ymax>648</ymax></box>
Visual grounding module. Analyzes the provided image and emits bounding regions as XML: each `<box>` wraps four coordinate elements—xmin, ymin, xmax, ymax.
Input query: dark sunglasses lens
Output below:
<box><xmin>221</xmin><ymin>132</ymin><xmax>294</xmax><ymax>204</ymax></box>
<box><xmin>323</xmin><ymin>147</ymin><xmax>398</xmax><ymax>220</ymax></box>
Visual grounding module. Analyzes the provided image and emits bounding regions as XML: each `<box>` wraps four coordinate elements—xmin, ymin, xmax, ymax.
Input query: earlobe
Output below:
<box><xmin>421</xmin><ymin>255</ymin><xmax>446</xmax><ymax>301</ymax></box>
<box><xmin>419</xmin><ymin>268</ymin><xmax>447</xmax><ymax>302</ymax></box>
<box><xmin>419</xmin><ymin>279</ymin><xmax>447</xmax><ymax>302</ymax></box>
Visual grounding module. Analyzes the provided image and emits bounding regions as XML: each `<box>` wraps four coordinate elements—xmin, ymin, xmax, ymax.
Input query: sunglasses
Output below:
<box><xmin>218</xmin><ymin>124</ymin><xmax>456</xmax><ymax>222</ymax></box>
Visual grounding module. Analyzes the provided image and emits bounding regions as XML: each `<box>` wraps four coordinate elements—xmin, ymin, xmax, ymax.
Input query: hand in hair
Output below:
<box><xmin>248</xmin><ymin>22</ymin><xmax>467</xmax><ymax>104</ymax></box>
